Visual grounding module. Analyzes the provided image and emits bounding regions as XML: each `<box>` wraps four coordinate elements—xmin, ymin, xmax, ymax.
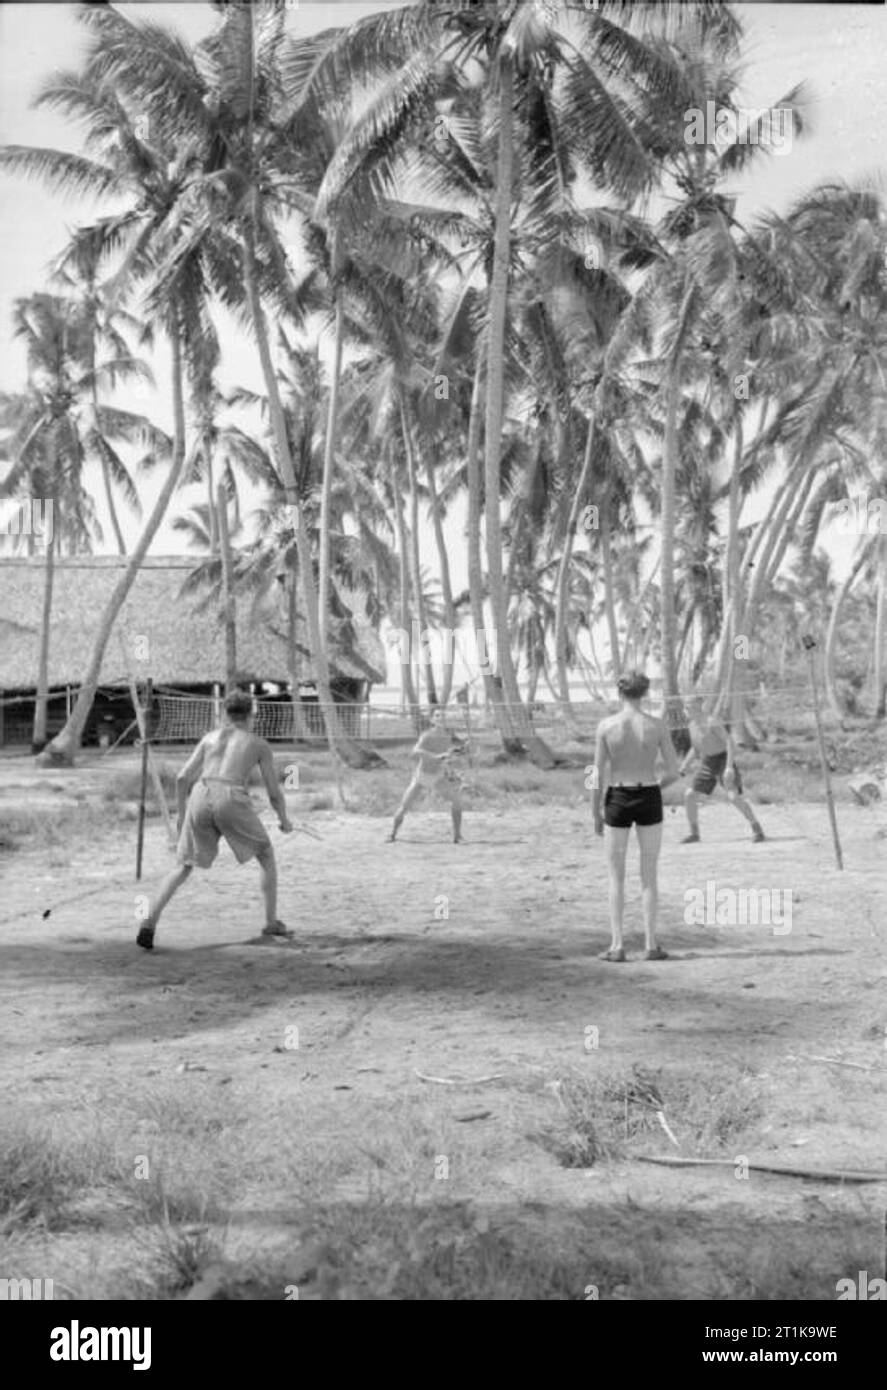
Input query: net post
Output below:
<box><xmin>802</xmin><ymin>634</ymin><xmax>844</xmax><ymax>870</ymax></box>
<box><xmin>135</xmin><ymin>677</ymin><xmax>152</xmax><ymax>881</ymax></box>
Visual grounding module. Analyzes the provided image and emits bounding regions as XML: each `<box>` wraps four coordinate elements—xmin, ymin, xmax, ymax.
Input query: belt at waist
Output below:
<box><xmin>609</xmin><ymin>782</ymin><xmax>660</xmax><ymax>789</ymax></box>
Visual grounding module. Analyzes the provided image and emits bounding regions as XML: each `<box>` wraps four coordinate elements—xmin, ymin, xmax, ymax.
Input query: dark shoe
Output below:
<box><xmin>136</xmin><ymin>925</ymin><xmax>155</xmax><ymax>951</ymax></box>
<box><xmin>752</xmin><ymin>825</ymin><xmax>765</xmax><ymax>842</ymax></box>
<box><xmin>643</xmin><ymin>947</ymin><xmax>669</xmax><ymax>961</ymax></box>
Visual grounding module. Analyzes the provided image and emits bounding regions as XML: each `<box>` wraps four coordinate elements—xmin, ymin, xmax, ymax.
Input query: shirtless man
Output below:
<box><xmin>136</xmin><ymin>689</ymin><xmax>293</xmax><ymax>950</ymax></box>
<box><xmin>387</xmin><ymin>706</ymin><xmax>465</xmax><ymax>843</ymax></box>
<box><xmin>680</xmin><ymin>694</ymin><xmax>764</xmax><ymax>844</ymax></box>
<box><xmin>592</xmin><ymin>671</ymin><xmax>681</xmax><ymax>962</ymax></box>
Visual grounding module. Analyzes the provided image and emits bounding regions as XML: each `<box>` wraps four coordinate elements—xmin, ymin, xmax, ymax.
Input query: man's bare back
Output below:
<box><xmin>598</xmin><ymin>708</ymin><xmax>671</xmax><ymax>785</ymax></box>
<box><xmin>199</xmin><ymin>727</ymin><xmax>269</xmax><ymax>786</ymax></box>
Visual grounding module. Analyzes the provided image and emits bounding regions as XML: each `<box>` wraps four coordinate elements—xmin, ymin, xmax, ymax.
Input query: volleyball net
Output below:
<box><xmin>145</xmin><ymin>681</ymin><xmax>819</xmax><ymax>747</ymax></box>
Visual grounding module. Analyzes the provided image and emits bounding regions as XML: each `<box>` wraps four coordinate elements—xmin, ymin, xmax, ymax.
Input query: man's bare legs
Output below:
<box><xmin>685</xmin><ymin>785</ymin><xmax>764</xmax><ymax>841</ymax></box>
<box><xmin>138</xmin><ymin>863</ymin><xmax>193</xmax><ymax>948</ymax></box>
<box><xmin>441</xmin><ymin>780</ymin><xmax>464</xmax><ymax>843</ymax></box>
<box><xmin>603</xmin><ymin>826</ymin><xmax>630</xmax><ymax>958</ymax></box>
<box><xmin>256</xmin><ymin>843</ymin><xmax>280</xmax><ymax>929</ymax></box>
<box><xmin>451</xmin><ymin>804</ymin><xmax>463</xmax><ymax>843</ymax></box>
<box><xmin>637</xmin><ymin>821</ymin><xmax>664</xmax><ymax>955</ymax></box>
<box><xmin>726</xmin><ymin>787</ymin><xmax>765</xmax><ymax>839</ymax></box>
<box><xmin>387</xmin><ymin>779</ymin><xmax>422</xmax><ymax>842</ymax></box>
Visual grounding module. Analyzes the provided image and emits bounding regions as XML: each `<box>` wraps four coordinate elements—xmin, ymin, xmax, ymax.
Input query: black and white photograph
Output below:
<box><xmin>1</xmin><ymin>0</ymin><xmax>886</xmax><ymax>1338</ymax></box>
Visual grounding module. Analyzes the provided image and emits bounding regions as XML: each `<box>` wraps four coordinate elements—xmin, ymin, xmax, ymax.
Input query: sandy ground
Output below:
<box><xmin>2</xmin><ymin>758</ymin><xmax>887</xmax><ymax>1299</ymax></box>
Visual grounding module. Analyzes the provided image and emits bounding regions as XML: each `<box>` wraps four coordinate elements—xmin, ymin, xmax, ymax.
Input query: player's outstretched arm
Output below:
<box><xmin>592</xmin><ymin>724</ymin><xmax>609</xmax><ymax>835</ymax></box>
<box><xmin>259</xmin><ymin>742</ymin><xmax>292</xmax><ymax>832</ymax></box>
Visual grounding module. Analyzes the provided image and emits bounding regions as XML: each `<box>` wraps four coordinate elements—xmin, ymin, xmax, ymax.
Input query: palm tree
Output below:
<box><xmin>0</xmin><ymin>290</ymin><xmax>158</xmax><ymax>749</ymax></box>
<box><xmin>294</xmin><ymin>0</ymin><xmax>725</xmax><ymax>760</ymax></box>
<box><xmin>49</xmin><ymin>226</ymin><xmax>152</xmax><ymax>555</ymax></box>
<box><xmin>90</xmin><ymin>0</ymin><xmax>386</xmax><ymax>765</ymax></box>
<box><xmin>0</xmin><ymin>19</ymin><xmax>220</xmax><ymax>763</ymax></box>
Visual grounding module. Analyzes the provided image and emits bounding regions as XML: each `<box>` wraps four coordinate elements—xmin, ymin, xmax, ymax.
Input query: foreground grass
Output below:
<box><xmin>1</xmin><ymin>1060</ymin><xmax>875</xmax><ymax>1301</ymax></box>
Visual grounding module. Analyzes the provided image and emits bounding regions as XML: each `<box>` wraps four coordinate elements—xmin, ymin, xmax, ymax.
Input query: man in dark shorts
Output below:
<box><xmin>680</xmin><ymin>695</ymin><xmax>764</xmax><ymax>843</ymax></box>
<box><xmin>592</xmin><ymin>671</ymin><xmax>681</xmax><ymax>962</ymax></box>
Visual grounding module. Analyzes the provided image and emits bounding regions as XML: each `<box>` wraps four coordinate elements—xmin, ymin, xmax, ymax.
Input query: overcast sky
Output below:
<box><xmin>1</xmin><ymin>1</ymin><xmax>885</xmax><ymax>581</ymax></box>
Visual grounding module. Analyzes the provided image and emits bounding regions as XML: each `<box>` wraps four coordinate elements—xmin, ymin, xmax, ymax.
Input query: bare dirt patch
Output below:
<box><xmin>1</xmin><ymin>746</ymin><xmax>885</xmax><ymax>1299</ymax></box>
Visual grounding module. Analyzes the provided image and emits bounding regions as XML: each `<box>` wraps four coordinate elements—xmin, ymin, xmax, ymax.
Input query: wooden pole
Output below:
<box><xmin>803</xmin><ymin>634</ymin><xmax>843</xmax><ymax>870</ymax></box>
<box><xmin>136</xmin><ymin>676</ymin><xmax>151</xmax><ymax>881</ymax></box>
<box><xmin>217</xmin><ymin>482</ymin><xmax>237</xmax><ymax>694</ymax></box>
<box><xmin>118</xmin><ymin>634</ymin><xmax>175</xmax><ymax>847</ymax></box>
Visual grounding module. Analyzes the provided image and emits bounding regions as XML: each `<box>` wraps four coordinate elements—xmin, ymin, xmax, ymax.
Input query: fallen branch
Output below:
<box><xmin>414</xmin><ymin>1069</ymin><xmax>505</xmax><ymax>1086</ymax></box>
<box><xmin>636</xmin><ymin>1155</ymin><xmax>887</xmax><ymax>1183</ymax></box>
<box><xmin>795</xmin><ymin>1054</ymin><xmax>883</xmax><ymax>1073</ymax></box>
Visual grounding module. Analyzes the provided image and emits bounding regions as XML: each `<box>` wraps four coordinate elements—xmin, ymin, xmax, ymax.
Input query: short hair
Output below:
<box><xmin>224</xmin><ymin>690</ymin><xmax>254</xmax><ymax>722</ymax></box>
<box><xmin>617</xmin><ymin>670</ymin><xmax>650</xmax><ymax>701</ymax></box>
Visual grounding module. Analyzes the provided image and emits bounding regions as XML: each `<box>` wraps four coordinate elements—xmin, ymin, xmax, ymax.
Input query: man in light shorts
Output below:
<box><xmin>136</xmin><ymin>689</ymin><xmax>293</xmax><ymax>949</ymax></box>
<box><xmin>387</xmin><ymin>706</ymin><xmax>466</xmax><ymax>843</ymax></box>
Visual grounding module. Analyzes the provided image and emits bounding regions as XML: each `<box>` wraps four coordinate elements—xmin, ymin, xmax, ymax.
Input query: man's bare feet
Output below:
<box><xmin>386</xmin><ymin>833</ymin><xmax>396</xmax><ymax>843</ymax></box>
<box><xmin>262</xmin><ymin>920</ymin><xmax>293</xmax><ymax>938</ymax></box>
<box><xmin>681</xmin><ymin>832</ymin><xmax>700</xmax><ymax>843</ymax></box>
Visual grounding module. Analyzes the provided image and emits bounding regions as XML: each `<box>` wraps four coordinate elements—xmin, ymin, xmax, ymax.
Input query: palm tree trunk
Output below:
<box><xmin>660</xmin><ymin>358</ymin><xmax>681</xmax><ymax>704</ymax></box>
<box><xmin>874</xmin><ymin>535</ymin><xmax>886</xmax><ymax>718</ymax></box>
<box><xmin>99</xmin><ymin>446</ymin><xmax>127</xmax><ymax>556</ymax></box>
<box><xmin>729</xmin><ymin>466</ymin><xmax>815</xmax><ymax>743</ymax></box>
<box><xmin>217</xmin><ymin>481</ymin><xmax>237</xmax><ymax>692</ymax></box>
<box><xmin>400</xmin><ymin>398</ymin><xmax>437</xmax><ymax>705</ymax></box>
<box><xmin>37</xmin><ymin>319</ymin><xmax>190</xmax><ymax>766</ymax></box>
<box><xmin>553</xmin><ymin>413</ymin><xmax>594</xmax><ymax>718</ymax></box>
<box><xmin>466</xmin><ymin>354</ymin><xmax>520</xmax><ymax>751</ymax></box>
<box><xmin>91</xmin><ymin>334</ymin><xmax>126</xmax><ymax>555</ymax></box>
<box><xmin>287</xmin><ymin>564</ymin><xmax>307</xmax><ymax>740</ymax></box>
<box><xmin>484</xmin><ymin>51</ymin><xmax>554</xmax><ymax>768</ymax></box>
<box><xmin>205</xmin><ymin>429</ymin><xmax>218</xmax><ymax>554</ymax></box>
<box><xmin>392</xmin><ymin>465</ymin><xmax>419</xmax><ymax>727</ymax></box>
<box><xmin>600</xmin><ymin>493</ymin><xmax>622</xmax><ymax>682</ymax></box>
<box><xmin>714</xmin><ymin>466</ymin><xmax>795</xmax><ymax>706</ymax></box>
<box><xmin>424</xmin><ymin>445</ymin><xmax>456</xmax><ymax>704</ymax></box>
<box><xmin>318</xmin><ymin>231</ymin><xmax>345</xmax><ymax>656</ymax></box>
<box><xmin>659</xmin><ymin>355</ymin><xmax>686</xmax><ymax>751</ymax></box>
<box><xmin>824</xmin><ymin>540</ymin><xmax>871</xmax><ymax>718</ymax></box>
<box><xmin>32</xmin><ymin>517</ymin><xmax>55</xmax><ymax>751</ymax></box>
<box><xmin>621</xmin><ymin>559</ymin><xmax>660</xmax><ymax>670</ymax></box>
<box><xmin>721</xmin><ymin>417</ymin><xmax>744</xmax><ymax>732</ymax></box>
<box><xmin>242</xmin><ymin>214</ymin><xmax>375</xmax><ymax>768</ymax></box>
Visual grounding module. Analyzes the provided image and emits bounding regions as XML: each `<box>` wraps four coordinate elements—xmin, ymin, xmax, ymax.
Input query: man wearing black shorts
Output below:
<box><xmin>680</xmin><ymin>695</ymin><xmax>764</xmax><ymax>843</ymax></box>
<box><xmin>592</xmin><ymin>671</ymin><xmax>681</xmax><ymax>962</ymax></box>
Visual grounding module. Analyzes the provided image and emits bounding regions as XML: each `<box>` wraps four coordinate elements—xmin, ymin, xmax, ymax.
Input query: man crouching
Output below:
<box><xmin>136</xmin><ymin>690</ymin><xmax>293</xmax><ymax>949</ymax></box>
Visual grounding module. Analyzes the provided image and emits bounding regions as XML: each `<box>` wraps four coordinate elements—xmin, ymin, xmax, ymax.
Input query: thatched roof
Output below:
<box><xmin>0</xmin><ymin>556</ymin><xmax>386</xmax><ymax>690</ymax></box>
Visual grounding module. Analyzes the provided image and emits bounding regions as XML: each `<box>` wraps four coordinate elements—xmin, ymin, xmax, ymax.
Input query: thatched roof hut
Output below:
<box><xmin>0</xmin><ymin>556</ymin><xmax>386</xmax><ymax>693</ymax></box>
